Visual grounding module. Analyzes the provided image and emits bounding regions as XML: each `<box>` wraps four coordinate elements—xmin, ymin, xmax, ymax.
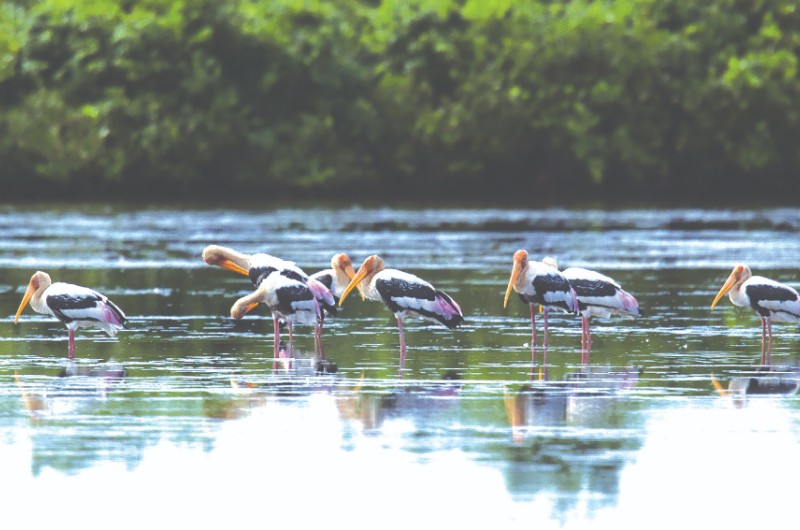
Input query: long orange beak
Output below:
<box><xmin>14</xmin><ymin>282</ymin><xmax>36</xmax><ymax>324</ymax></box>
<box><xmin>710</xmin><ymin>273</ymin><xmax>737</xmax><ymax>310</ymax></box>
<box><xmin>503</xmin><ymin>263</ymin><xmax>522</xmax><ymax>308</ymax></box>
<box><xmin>242</xmin><ymin>302</ymin><xmax>260</xmax><ymax>315</ymax></box>
<box><xmin>339</xmin><ymin>266</ymin><xmax>369</xmax><ymax>306</ymax></box>
<box><xmin>219</xmin><ymin>259</ymin><xmax>249</xmax><ymax>277</ymax></box>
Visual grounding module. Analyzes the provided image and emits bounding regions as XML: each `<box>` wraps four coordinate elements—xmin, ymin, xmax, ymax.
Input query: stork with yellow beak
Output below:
<box><xmin>203</xmin><ymin>245</ymin><xmax>337</xmax><ymax>354</ymax></box>
<box><xmin>711</xmin><ymin>264</ymin><xmax>800</xmax><ymax>366</ymax></box>
<box><xmin>503</xmin><ymin>250</ymin><xmax>577</xmax><ymax>366</ymax></box>
<box><xmin>15</xmin><ymin>271</ymin><xmax>127</xmax><ymax>360</ymax></box>
<box><xmin>339</xmin><ymin>255</ymin><xmax>464</xmax><ymax>372</ymax></box>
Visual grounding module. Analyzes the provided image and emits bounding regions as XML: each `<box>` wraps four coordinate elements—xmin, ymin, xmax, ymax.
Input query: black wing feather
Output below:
<box><xmin>47</xmin><ymin>294</ymin><xmax>102</xmax><ymax>323</ymax></box>
<box><xmin>313</xmin><ymin>272</ymin><xmax>334</xmax><ymax>290</ymax></box>
<box><xmin>250</xmin><ymin>266</ymin><xmax>278</xmax><ymax>287</ymax></box>
<box><xmin>274</xmin><ymin>285</ymin><xmax>314</xmax><ymax>314</ymax></box>
<box><xmin>568</xmin><ymin>278</ymin><xmax>618</xmax><ymax>298</ymax></box>
<box><xmin>376</xmin><ymin>278</ymin><xmax>437</xmax><ymax>313</ymax></box>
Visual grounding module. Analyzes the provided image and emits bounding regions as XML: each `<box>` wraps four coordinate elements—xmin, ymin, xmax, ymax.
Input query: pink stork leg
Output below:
<box><xmin>272</xmin><ymin>317</ymin><xmax>281</xmax><ymax>369</ymax></box>
<box><xmin>287</xmin><ymin>321</ymin><xmax>294</xmax><ymax>358</ymax></box>
<box><xmin>760</xmin><ymin>317</ymin><xmax>767</xmax><ymax>365</ymax></box>
<box><xmin>68</xmin><ymin>328</ymin><xmax>76</xmax><ymax>360</ymax></box>
<box><xmin>396</xmin><ymin>316</ymin><xmax>407</xmax><ymax>374</ymax></box>
<box><xmin>529</xmin><ymin>305</ymin><xmax>538</xmax><ymax>365</ymax></box>
<box><xmin>766</xmin><ymin>318</ymin><xmax>773</xmax><ymax>366</ymax></box>
<box><xmin>542</xmin><ymin>307</ymin><xmax>549</xmax><ymax>351</ymax></box>
<box><xmin>581</xmin><ymin>315</ymin><xmax>592</xmax><ymax>365</ymax></box>
<box><xmin>315</xmin><ymin>314</ymin><xmax>325</xmax><ymax>358</ymax></box>
<box><xmin>542</xmin><ymin>307</ymin><xmax>549</xmax><ymax>381</ymax></box>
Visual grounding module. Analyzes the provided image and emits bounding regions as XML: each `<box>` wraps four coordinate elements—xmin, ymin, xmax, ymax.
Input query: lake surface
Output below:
<box><xmin>1</xmin><ymin>205</ymin><xmax>799</xmax><ymax>527</ymax></box>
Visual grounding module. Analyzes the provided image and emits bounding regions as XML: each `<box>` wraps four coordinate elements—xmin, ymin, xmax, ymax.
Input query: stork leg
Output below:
<box><xmin>542</xmin><ymin>307</ymin><xmax>549</xmax><ymax>351</ymax></box>
<box><xmin>529</xmin><ymin>305</ymin><xmax>538</xmax><ymax>365</ymax></box>
<box><xmin>272</xmin><ymin>317</ymin><xmax>281</xmax><ymax>370</ymax></box>
<box><xmin>766</xmin><ymin>318</ymin><xmax>773</xmax><ymax>366</ymax></box>
<box><xmin>68</xmin><ymin>329</ymin><xmax>76</xmax><ymax>360</ymax></box>
<box><xmin>396</xmin><ymin>316</ymin><xmax>407</xmax><ymax>375</ymax></box>
<box><xmin>315</xmin><ymin>314</ymin><xmax>325</xmax><ymax>358</ymax></box>
<box><xmin>287</xmin><ymin>321</ymin><xmax>294</xmax><ymax>358</ymax></box>
<box><xmin>542</xmin><ymin>308</ymin><xmax>550</xmax><ymax>380</ymax></box>
<box><xmin>581</xmin><ymin>315</ymin><xmax>592</xmax><ymax>365</ymax></box>
<box><xmin>274</xmin><ymin>317</ymin><xmax>280</xmax><ymax>357</ymax></box>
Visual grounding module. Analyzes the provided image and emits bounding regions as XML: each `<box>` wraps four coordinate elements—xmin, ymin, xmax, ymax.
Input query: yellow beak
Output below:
<box><xmin>503</xmin><ymin>263</ymin><xmax>522</xmax><ymax>308</ymax></box>
<box><xmin>339</xmin><ymin>267</ymin><xmax>369</xmax><ymax>306</ymax></box>
<box><xmin>14</xmin><ymin>282</ymin><xmax>36</xmax><ymax>324</ymax></box>
<box><xmin>710</xmin><ymin>273</ymin><xmax>737</xmax><ymax>310</ymax></box>
<box><xmin>242</xmin><ymin>302</ymin><xmax>260</xmax><ymax>315</ymax></box>
<box><xmin>220</xmin><ymin>258</ymin><xmax>250</xmax><ymax>277</ymax></box>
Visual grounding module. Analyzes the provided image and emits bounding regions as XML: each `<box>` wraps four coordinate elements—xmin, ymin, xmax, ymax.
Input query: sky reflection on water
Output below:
<box><xmin>3</xmin><ymin>386</ymin><xmax>799</xmax><ymax>528</ymax></box>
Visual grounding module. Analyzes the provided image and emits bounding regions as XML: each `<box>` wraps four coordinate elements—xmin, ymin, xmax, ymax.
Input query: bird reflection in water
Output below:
<box><xmin>711</xmin><ymin>367</ymin><xmax>799</xmax><ymax>408</ymax></box>
<box><xmin>205</xmin><ymin>351</ymin><xmax>340</xmax><ymax>420</ymax></box>
<box><xmin>15</xmin><ymin>362</ymin><xmax>126</xmax><ymax>423</ymax></box>
<box><xmin>504</xmin><ymin>366</ymin><xmax>640</xmax><ymax>443</ymax></box>
<box><xmin>336</xmin><ymin>371</ymin><xmax>462</xmax><ymax>433</ymax></box>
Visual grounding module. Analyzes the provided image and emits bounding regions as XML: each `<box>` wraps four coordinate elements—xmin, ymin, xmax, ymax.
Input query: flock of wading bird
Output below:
<box><xmin>11</xmin><ymin>245</ymin><xmax>800</xmax><ymax>371</ymax></box>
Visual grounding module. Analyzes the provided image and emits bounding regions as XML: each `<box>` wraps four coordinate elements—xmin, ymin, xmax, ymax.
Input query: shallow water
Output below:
<box><xmin>1</xmin><ymin>205</ymin><xmax>799</xmax><ymax>527</ymax></box>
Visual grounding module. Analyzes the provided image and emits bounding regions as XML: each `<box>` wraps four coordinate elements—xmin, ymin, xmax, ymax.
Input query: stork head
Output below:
<box><xmin>230</xmin><ymin>287</ymin><xmax>266</xmax><ymax>319</ymax></box>
<box><xmin>202</xmin><ymin>245</ymin><xmax>250</xmax><ymax>276</ymax></box>
<box><xmin>332</xmin><ymin>253</ymin><xmax>356</xmax><ymax>281</ymax></box>
<box><xmin>504</xmin><ymin>250</ymin><xmax>528</xmax><ymax>308</ymax></box>
<box><xmin>15</xmin><ymin>271</ymin><xmax>51</xmax><ymax>324</ymax></box>
<box><xmin>339</xmin><ymin>255</ymin><xmax>384</xmax><ymax>306</ymax></box>
<box><xmin>711</xmin><ymin>264</ymin><xmax>751</xmax><ymax>310</ymax></box>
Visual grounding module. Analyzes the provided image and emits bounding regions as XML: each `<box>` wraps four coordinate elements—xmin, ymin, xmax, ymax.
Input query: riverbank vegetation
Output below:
<box><xmin>1</xmin><ymin>0</ymin><xmax>798</xmax><ymax>201</ymax></box>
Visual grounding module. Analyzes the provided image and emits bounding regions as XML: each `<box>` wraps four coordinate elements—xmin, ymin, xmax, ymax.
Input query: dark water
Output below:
<box><xmin>1</xmin><ymin>205</ymin><xmax>799</xmax><ymax>527</ymax></box>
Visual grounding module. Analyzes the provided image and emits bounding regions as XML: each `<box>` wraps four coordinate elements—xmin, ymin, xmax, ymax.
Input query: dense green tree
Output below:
<box><xmin>1</xmin><ymin>0</ymin><xmax>799</xmax><ymax>201</ymax></box>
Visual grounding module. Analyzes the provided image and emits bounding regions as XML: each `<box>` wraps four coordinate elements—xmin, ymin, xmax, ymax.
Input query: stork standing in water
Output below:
<box><xmin>711</xmin><ymin>264</ymin><xmax>800</xmax><ymax>366</ymax></box>
<box><xmin>202</xmin><ymin>245</ymin><xmax>336</xmax><ymax>354</ymax></box>
<box><xmin>557</xmin><ymin>264</ymin><xmax>640</xmax><ymax>364</ymax></box>
<box><xmin>14</xmin><ymin>271</ymin><xmax>127</xmax><ymax>360</ymax></box>
<box><xmin>503</xmin><ymin>250</ymin><xmax>577</xmax><ymax>371</ymax></box>
<box><xmin>230</xmin><ymin>271</ymin><xmax>321</xmax><ymax>359</ymax></box>
<box><xmin>338</xmin><ymin>255</ymin><xmax>464</xmax><ymax>373</ymax></box>
<box><xmin>309</xmin><ymin>253</ymin><xmax>358</xmax><ymax>357</ymax></box>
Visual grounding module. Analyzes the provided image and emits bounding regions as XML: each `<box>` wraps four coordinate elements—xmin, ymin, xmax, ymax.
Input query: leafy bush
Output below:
<box><xmin>1</xmin><ymin>0</ymin><xmax>799</xmax><ymax>201</ymax></box>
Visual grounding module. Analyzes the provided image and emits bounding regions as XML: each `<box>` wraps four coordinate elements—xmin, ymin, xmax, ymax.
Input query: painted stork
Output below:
<box><xmin>309</xmin><ymin>253</ymin><xmax>357</xmax><ymax>354</ymax></box>
<box><xmin>503</xmin><ymin>250</ymin><xmax>577</xmax><ymax>367</ymax></box>
<box><xmin>558</xmin><ymin>264</ymin><xmax>640</xmax><ymax>364</ymax></box>
<box><xmin>202</xmin><ymin>245</ymin><xmax>336</xmax><ymax>353</ymax></box>
<box><xmin>710</xmin><ymin>264</ymin><xmax>800</xmax><ymax>365</ymax></box>
<box><xmin>14</xmin><ymin>271</ymin><xmax>127</xmax><ymax>360</ymax></box>
<box><xmin>201</xmin><ymin>245</ymin><xmax>336</xmax><ymax>312</ymax></box>
<box><xmin>230</xmin><ymin>271</ymin><xmax>321</xmax><ymax>359</ymax></box>
<box><xmin>338</xmin><ymin>255</ymin><xmax>464</xmax><ymax>372</ymax></box>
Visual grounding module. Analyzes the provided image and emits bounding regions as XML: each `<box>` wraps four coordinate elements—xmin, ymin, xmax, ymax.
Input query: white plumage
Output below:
<box><xmin>711</xmin><ymin>264</ymin><xmax>800</xmax><ymax>365</ymax></box>
<box><xmin>15</xmin><ymin>271</ymin><xmax>127</xmax><ymax>360</ymax></box>
<box><xmin>504</xmin><ymin>250</ymin><xmax>577</xmax><ymax>366</ymax></box>
<box><xmin>339</xmin><ymin>255</ymin><xmax>463</xmax><ymax>372</ymax></box>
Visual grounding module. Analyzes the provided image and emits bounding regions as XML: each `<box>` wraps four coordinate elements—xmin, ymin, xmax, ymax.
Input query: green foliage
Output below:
<box><xmin>1</xmin><ymin>0</ymin><xmax>799</xmax><ymax>200</ymax></box>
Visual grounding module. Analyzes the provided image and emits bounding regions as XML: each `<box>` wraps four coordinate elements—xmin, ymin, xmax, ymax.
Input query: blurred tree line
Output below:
<box><xmin>1</xmin><ymin>0</ymin><xmax>799</xmax><ymax>202</ymax></box>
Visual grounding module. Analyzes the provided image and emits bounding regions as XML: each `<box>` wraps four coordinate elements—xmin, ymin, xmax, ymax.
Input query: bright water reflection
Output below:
<box><xmin>1</xmin><ymin>206</ymin><xmax>800</xmax><ymax>526</ymax></box>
